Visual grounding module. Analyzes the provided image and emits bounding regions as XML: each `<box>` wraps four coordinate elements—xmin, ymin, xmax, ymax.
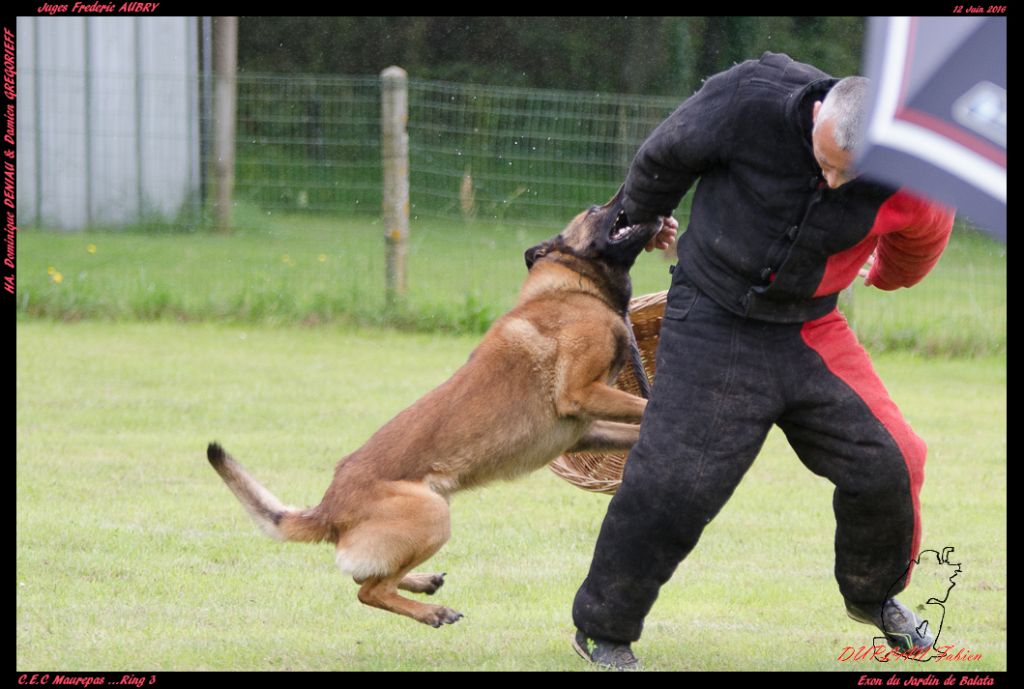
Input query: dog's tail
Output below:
<box><xmin>206</xmin><ymin>442</ymin><xmax>331</xmax><ymax>543</ymax></box>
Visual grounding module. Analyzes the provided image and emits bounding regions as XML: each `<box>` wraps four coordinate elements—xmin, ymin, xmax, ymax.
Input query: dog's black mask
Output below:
<box><xmin>524</xmin><ymin>185</ymin><xmax>662</xmax><ymax>271</ymax></box>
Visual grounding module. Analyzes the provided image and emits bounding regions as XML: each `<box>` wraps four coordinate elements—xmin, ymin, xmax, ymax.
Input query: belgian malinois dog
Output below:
<box><xmin>208</xmin><ymin>186</ymin><xmax>663</xmax><ymax>627</ymax></box>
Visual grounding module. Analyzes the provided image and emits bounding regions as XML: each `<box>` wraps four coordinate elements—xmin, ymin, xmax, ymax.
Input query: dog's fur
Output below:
<box><xmin>208</xmin><ymin>187</ymin><xmax>661</xmax><ymax>627</ymax></box>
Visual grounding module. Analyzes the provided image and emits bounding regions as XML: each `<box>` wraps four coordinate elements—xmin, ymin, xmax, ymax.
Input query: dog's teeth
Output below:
<box><xmin>612</xmin><ymin>225</ymin><xmax>633</xmax><ymax>240</ymax></box>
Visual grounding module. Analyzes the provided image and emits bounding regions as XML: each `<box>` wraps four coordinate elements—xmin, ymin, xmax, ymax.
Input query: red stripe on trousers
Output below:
<box><xmin>801</xmin><ymin>309</ymin><xmax>925</xmax><ymax>585</ymax></box>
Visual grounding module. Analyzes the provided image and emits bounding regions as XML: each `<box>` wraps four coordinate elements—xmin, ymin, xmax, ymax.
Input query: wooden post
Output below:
<box><xmin>212</xmin><ymin>16</ymin><xmax>238</xmax><ymax>232</ymax></box>
<box><xmin>381</xmin><ymin>66</ymin><xmax>409</xmax><ymax>302</ymax></box>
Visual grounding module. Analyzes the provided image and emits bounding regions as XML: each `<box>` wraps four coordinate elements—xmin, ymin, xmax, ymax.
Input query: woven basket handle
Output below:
<box><xmin>624</xmin><ymin>312</ymin><xmax>652</xmax><ymax>399</ymax></box>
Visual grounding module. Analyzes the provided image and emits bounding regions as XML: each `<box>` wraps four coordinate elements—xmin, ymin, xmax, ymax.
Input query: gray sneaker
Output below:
<box><xmin>846</xmin><ymin>598</ymin><xmax>935</xmax><ymax>652</ymax></box>
<box><xmin>572</xmin><ymin>629</ymin><xmax>641</xmax><ymax>671</ymax></box>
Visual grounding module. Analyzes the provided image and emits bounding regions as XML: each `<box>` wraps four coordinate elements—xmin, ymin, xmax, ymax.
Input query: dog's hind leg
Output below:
<box><xmin>358</xmin><ymin>572</ymin><xmax>463</xmax><ymax>627</ymax></box>
<box><xmin>338</xmin><ymin>481</ymin><xmax>461</xmax><ymax>626</ymax></box>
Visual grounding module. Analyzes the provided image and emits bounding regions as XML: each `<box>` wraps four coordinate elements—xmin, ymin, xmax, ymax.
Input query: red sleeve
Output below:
<box><xmin>865</xmin><ymin>189</ymin><xmax>955</xmax><ymax>291</ymax></box>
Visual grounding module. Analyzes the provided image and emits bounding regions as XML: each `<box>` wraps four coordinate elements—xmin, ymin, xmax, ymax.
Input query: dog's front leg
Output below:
<box><xmin>556</xmin><ymin>381</ymin><xmax>647</xmax><ymax>424</ymax></box>
<box><xmin>569</xmin><ymin>420</ymin><xmax>642</xmax><ymax>453</ymax></box>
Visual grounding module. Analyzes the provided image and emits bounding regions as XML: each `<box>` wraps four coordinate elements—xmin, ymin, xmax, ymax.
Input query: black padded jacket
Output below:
<box><xmin>623</xmin><ymin>52</ymin><xmax>954</xmax><ymax>324</ymax></box>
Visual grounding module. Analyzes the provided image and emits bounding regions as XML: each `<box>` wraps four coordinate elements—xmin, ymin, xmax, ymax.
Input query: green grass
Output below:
<box><xmin>16</xmin><ymin>210</ymin><xmax>1006</xmax><ymax>355</ymax></box>
<box><xmin>16</xmin><ymin>207</ymin><xmax>553</xmax><ymax>334</ymax></box>
<box><xmin>843</xmin><ymin>228</ymin><xmax>1006</xmax><ymax>356</ymax></box>
<box><xmin>16</xmin><ymin>321</ymin><xmax>1006</xmax><ymax>671</ymax></box>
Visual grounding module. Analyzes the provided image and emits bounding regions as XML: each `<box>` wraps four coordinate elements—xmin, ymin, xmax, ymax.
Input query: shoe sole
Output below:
<box><xmin>846</xmin><ymin>605</ymin><xmax>933</xmax><ymax>653</ymax></box>
<box><xmin>571</xmin><ymin>634</ymin><xmax>593</xmax><ymax>663</ymax></box>
<box><xmin>570</xmin><ymin>633</ymin><xmax>640</xmax><ymax>671</ymax></box>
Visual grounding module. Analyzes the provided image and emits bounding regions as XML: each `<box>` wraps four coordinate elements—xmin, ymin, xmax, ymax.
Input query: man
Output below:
<box><xmin>571</xmin><ymin>52</ymin><xmax>954</xmax><ymax>670</ymax></box>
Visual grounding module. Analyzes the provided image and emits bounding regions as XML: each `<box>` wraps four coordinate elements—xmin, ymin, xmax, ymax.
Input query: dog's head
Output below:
<box><xmin>524</xmin><ymin>185</ymin><xmax>663</xmax><ymax>272</ymax></box>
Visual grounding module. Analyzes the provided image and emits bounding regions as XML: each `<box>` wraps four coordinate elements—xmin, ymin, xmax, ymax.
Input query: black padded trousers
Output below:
<box><xmin>572</xmin><ymin>270</ymin><xmax>926</xmax><ymax>643</ymax></box>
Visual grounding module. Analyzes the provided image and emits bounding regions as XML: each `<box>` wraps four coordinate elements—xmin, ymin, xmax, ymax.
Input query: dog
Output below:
<box><xmin>207</xmin><ymin>186</ymin><xmax>663</xmax><ymax>627</ymax></box>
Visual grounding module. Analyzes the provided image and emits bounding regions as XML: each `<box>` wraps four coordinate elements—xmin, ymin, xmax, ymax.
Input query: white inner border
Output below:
<box><xmin>865</xmin><ymin>17</ymin><xmax>1005</xmax><ymax>203</ymax></box>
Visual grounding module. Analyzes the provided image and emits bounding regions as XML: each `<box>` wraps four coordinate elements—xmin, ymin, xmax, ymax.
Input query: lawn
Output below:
<box><xmin>15</xmin><ymin>321</ymin><xmax>1006</xmax><ymax>671</ymax></box>
<box><xmin>16</xmin><ymin>211</ymin><xmax>1006</xmax><ymax>355</ymax></box>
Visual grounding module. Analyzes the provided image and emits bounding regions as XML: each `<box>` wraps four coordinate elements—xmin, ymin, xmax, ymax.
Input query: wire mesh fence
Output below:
<box><xmin>18</xmin><ymin>69</ymin><xmax>1006</xmax><ymax>354</ymax></box>
<box><xmin>214</xmin><ymin>72</ymin><xmax>1013</xmax><ymax>354</ymax></box>
<box><xmin>232</xmin><ymin>74</ymin><xmax>682</xmax><ymax>225</ymax></box>
<box><xmin>406</xmin><ymin>79</ymin><xmax>681</xmax><ymax>223</ymax></box>
<box><xmin>234</xmin><ymin>74</ymin><xmax>382</xmax><ymax>215</ymax></box>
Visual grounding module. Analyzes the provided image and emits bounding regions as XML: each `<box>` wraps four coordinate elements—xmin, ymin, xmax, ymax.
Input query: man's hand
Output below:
<box><xmin>645</xmin><ymin>216</ymin><xmax>679</xmax><ymax>252</ymax></box>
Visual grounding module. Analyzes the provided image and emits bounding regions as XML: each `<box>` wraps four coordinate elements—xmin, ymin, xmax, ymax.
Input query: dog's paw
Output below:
<box><xmin>426</xmin><ymin>605</ymin><xmax>464</xmax><ymax>628</ymax></box>
<box><xmin>399</xmin><ymin>571</ymin><xmax>448</xmax><ymax>595</ymax></box>
<box><xmin>423</xmin><ymin>572</ymin><xmax>446</xmax><ymax>595</ymax></box>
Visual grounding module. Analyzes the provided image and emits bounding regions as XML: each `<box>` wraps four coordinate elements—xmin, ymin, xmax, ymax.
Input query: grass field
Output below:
<box><xmin>16</xmin><ymin>210</ymin><xmax>1006</xmax><ymax>355</ymax></box>
<box><xmin>16</xmin><ymin>321</ymin><xmax>1006</xmax><ymax>672</ymax></box>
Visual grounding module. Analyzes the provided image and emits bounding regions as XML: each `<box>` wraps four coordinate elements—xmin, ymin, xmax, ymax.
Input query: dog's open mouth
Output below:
<box><xmin>610</xmin><ymin>209</ymin><xmax>637</xmax><ymax>242</ymax></box>
<box><xmin>609</xmin><ymin>208</ymin><xmax>657</xmax><ymax>245</ymax></box>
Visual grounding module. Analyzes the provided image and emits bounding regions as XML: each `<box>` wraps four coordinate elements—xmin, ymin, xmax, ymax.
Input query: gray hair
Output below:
<box><xmin>815</xmin><ymin>76</ymin><xmax>869</xmax><ymax>151</ymax></box>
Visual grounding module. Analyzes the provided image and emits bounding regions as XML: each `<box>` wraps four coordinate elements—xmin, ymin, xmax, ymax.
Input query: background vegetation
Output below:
<box><xmin>17</xmin><ymin>211</ymin><xmax>1005</xmax><ymax>356</ymax></box>
<box><xmin>238</xmin><ymin>17</ymin><xmax>866</xmax><ymax>96</ymax></box>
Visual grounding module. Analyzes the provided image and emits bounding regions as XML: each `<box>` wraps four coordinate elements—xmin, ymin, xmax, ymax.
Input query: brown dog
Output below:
<box><xmin>208</xmin><ymin>187</ymin><xmax>662</xmax><ymax>627</ymax></box>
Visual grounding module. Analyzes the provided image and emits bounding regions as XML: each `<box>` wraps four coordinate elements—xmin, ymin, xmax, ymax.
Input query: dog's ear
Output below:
<box><xmin>524</xmin><ymin>242</ymin><xmax>549</xmax><ymax>270</ymax></box>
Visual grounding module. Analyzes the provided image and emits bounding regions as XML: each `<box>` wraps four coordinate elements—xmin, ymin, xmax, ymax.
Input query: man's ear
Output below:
<box><xmin>812</xmin><ymin>100</ymin><xmax>822</xmax><ymax>125</ymax></box>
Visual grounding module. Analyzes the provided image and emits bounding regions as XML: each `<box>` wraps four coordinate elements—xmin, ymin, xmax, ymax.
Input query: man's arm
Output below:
<box><xmin>864</xmin><ymin>190</ymin><xmax>956</xmax><ymax>290</ymax></box>
<box><xmin>623</xmin><ymin>66</ymin><xmax>740</xmax><ymax>224</ymax></box>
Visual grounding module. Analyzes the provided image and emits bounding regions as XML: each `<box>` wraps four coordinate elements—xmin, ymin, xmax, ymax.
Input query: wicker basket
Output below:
<box><xmin>548</xmin><ymin>290</ymin><xmax>668</xmax><ymax>494</ymax></box>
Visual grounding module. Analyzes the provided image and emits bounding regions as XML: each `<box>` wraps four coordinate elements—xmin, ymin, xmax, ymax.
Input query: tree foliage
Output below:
<box><xmin>238</xmin><ymin>17</ymin><xmax>865</xmax><ymax>95</ymax></box>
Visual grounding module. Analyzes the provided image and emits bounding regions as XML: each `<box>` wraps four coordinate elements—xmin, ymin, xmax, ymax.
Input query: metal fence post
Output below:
<box><xmin>381</xmin><ymin>66</ymin><xmax>409</xmax><ymax>302</ymax></box>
